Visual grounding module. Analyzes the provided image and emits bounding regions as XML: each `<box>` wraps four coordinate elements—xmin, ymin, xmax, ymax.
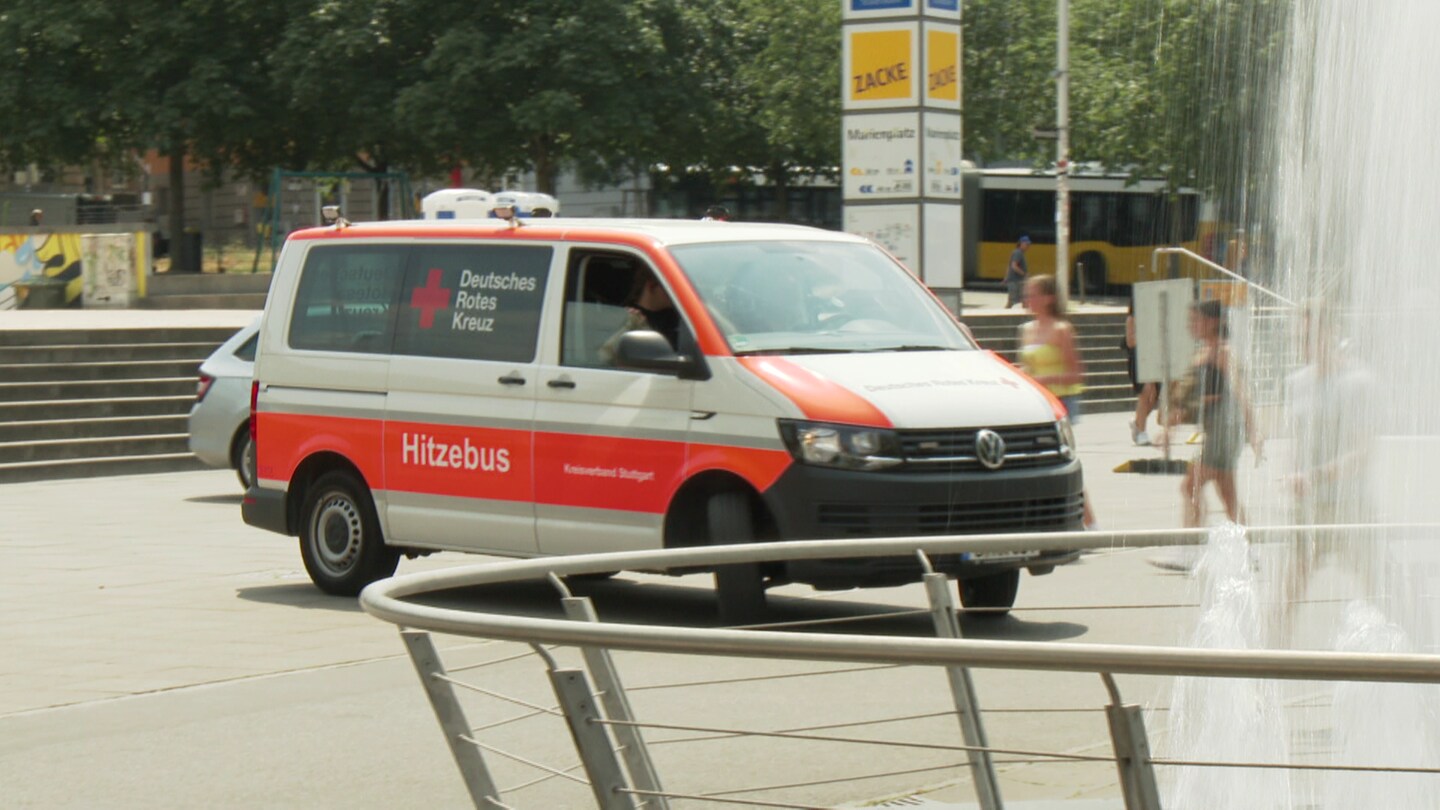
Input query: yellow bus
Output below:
<box><xmin>964</xmin><ymin>168</ymin><xmax>1206</xmax><ymax>292</ymax></box>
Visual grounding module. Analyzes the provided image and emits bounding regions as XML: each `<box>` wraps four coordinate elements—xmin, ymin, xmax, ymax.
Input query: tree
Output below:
<box><xmin>0</xmin><ymin>3</ymin><xmax>127</xmax><ymax>175</ymax></box>
<box><xmin>398</xmin><ymin>0</ymin><xmax>699</xmax><ymax>195</ymax></box>
<box><xmin>732</xmin><ymin>0</ymin><xmax>841</xmax><ymax>216</ymax></box>
<box><xmin>268</xmin><ymin>0</ymin><xmax>447</xmax><ymax>216</ymax></box>
<box><xmin>962</xmin><ymin>0</ymin><xmax>1057</xmax><ymax>168</ymax></box>
<box><xmin>964</xmin><ymin>0</ymin><xmax>1290</xmax><ymax>211</ymax></box>
<box><xmin>0</xmin><ymin>0</ymin><xmax>294</xmax><ymax>242</ymax></box>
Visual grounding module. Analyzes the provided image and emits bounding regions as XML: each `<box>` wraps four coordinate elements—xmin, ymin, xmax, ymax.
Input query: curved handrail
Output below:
<box><xmin>360</xmin><ymin>525</ymin><xmax>1440</xmax><ymax>685</ymax></box>
<box><xmin>1151</xmin><ymin>246</ymin><xmax>1297</xmax><ymax>306</ymax></box>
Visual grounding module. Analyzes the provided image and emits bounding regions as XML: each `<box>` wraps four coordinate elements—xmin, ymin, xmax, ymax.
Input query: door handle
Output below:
<box><xmin>547</xmin><ymin>378</ymin><xmax>577</xmax><ymax>389</ymax></box>
<box><xmin>498</xmin><ymin>373</ymin><xmax>526</xmax><ymax>386</ymax></box>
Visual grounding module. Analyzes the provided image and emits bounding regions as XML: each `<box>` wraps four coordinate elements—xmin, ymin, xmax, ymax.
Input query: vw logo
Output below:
<box><xmin>975</xmin><ymin>429</ymin><xmax>1006</xmax><ymax>470</ymax></box>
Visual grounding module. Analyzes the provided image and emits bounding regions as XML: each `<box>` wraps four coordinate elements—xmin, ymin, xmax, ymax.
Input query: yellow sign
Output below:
<box><xmin>1199</xmin><ymin>280</ymin><xmax>1249</xmax><ymax>306</ymax></box>
<box><xmin>848</xmin><ymin>29</ymin><xmax>914</xmax><ymax>102</ymax></box>
<box><xmin>925</xmin><ymin>29</ymin><xmax>959</xmax><ymax>102</ymax></box>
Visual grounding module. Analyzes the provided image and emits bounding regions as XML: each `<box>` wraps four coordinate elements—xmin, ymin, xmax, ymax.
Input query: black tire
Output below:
<box><xmin>299</xmin><ymin>471</ymin><xmax>399</xmax><ymax>596</ymax></box>
<box><xmin>231</xmin><ymin>426</ymin><xmax>255</xmax><ymax>491</ymax></box>
<box><xmin>958</xmin><ymin>570</ymin><xmax>1020</xmax><ymax>616</ymax></box>
<box><xmin>707</xmin><ymin>491</ymin><xmax>767</xmax><ymax>625</ymax></box>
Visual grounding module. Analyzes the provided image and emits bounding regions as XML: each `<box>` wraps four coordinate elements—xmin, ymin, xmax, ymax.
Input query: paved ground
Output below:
<box><xmin>2</xmin><ymin>303</ymin><xmax>1259</xmax><ymax>809</ymax></box>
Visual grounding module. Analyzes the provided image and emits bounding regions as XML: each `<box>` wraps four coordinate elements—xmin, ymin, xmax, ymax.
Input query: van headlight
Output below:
<box><xmin>1056</xmin><ymin>418</ymin><xmax>1076</xmax><ymax>461</ymax></box>
<box><xmin>778</xmin><ymin>420</ymin><xmax>902</xmax><ymax>471</ymax></box>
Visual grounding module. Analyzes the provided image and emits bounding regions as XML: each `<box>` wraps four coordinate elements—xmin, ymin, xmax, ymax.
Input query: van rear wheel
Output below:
<box><xmin>708</xmin><ymin>491</ymin><xmax>767</xmax><ymax>625</ymax></box>
<box><xmin>299</xmin><ymin>471</ymin><xmax>399</xmax><ymax>596</ymax></box>
<box><xmin>231</xmin><ymin>427</ymin><xmax>255</xmax><ymax>490</ymax></box>
<box><xmin>959</xmin><ymin>570</ymin><xmax>1020</xmax><ymax>617</ymax></box>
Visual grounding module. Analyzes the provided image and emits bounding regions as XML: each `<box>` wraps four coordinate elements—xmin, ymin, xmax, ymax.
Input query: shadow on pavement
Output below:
<box><xmin>405</xmin><ymin>576</ymin><xmax>1088</xmax><ymax>642</ymax></box>
<box><xmin>234</xmin><ymin>583</ymin><xmax>365</xmax><ymax>613</ymax></box>
<box><xmin>187</xmin><ymin>493</ymin><xmax>244</xmax><ymax>505</ymax></box>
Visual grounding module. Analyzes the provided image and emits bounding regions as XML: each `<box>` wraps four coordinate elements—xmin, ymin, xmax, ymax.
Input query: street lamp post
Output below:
<box><xmin>1056</xmin><ymin>0</ymin><xmax>1071</xmax><ymax>307</ymax></box>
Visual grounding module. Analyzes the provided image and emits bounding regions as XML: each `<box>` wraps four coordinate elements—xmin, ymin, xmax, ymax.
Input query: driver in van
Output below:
<box><xmin>599</xmin><ymin>273</ymin><xmax>680</xmax><ymax>363</ymax></box>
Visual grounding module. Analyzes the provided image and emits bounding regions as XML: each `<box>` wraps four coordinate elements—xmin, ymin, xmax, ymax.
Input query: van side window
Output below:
<box><xmin>561</xmin><ymin>251</ymin><xmax>684</xmax><ymax>370</ymax></box>
<box><xmin>561</xmin><ymin>252</ymin><xmax>640</xmax><ymax>369</ymax></box>
<box><xmin>289</xmin><ymin>245</ymin><xmax>406</xmax><ymax>353</ymax></box>
<box><xmin>393</xmin><ymin>244</ymin><xmax>552</xmax><ymax>363</ymax></box>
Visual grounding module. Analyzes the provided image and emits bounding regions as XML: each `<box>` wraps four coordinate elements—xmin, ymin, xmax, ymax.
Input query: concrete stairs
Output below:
<box><xmin>137</xmin><ymin>272</ymin><xmax>271</xmax><ymax>309</ymax></box>
<box><xmin>966</xmin><ymin>309</ymin><xmax>1136</xmax><ymax>415</ymax></box>
<box><xmin>0</xmin><ymin>327</ymin><xmax>233</xmax><ymax>483</ymax></box>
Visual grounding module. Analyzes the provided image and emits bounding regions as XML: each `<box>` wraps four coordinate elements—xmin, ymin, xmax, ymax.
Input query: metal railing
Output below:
<box><xmin>1150</xmin><ymin>246</ymin><xmax>1296</xmax><ymax>307</ymax></box>
<box><xmin>360</xmin><ymin>526</ymin><xmax>1440</xmax><ymax>809</ymax></box>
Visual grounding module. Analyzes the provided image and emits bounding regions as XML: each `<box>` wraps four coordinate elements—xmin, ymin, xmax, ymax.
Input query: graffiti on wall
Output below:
<box><xmin>0</xmin><ymin>232</ymin><xmax>85</xmax><ymax>306</ymax></box>
<box><xmin>80</xmin><ymin>234</ymin><xmax>136</xmax><ymax>308</ymax></box>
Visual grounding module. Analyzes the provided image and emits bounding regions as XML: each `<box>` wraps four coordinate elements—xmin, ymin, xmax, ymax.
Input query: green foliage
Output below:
<box><xmin>965</xmin><ymin>0</ymin><xmax>1291</xmax><ymax>206</ymax></box>
<box><xmin>0</xmin><ymin>0</ymin><xmax>1289</xmax><ymax>220</ymax></box>
<box><xmin>962</xmin><ymin>0</ymin><xmax>1057</xmax><ymax>167</ymax></box>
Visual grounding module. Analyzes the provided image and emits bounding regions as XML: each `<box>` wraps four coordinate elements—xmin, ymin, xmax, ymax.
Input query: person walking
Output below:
<box><xmin>1124</xmin><ymin>298</ymin><xmax>1159</xmax><ymax>445</ymax></box>
<box><xmin>1003</xmin><ymin>235</ymin><xmax>1031</xmax><ymax>309</ymax></box>
<box><xmin>1279</xmin><ymin>300</ymin><xmax>1375</xmax><ymax>638</ymax></box>
<box><xmin>1018</xmin><ymin>274</ymin><xmax>1085</xmax><ymax>420</ymax></box>
<box><xmin>1018</xmin><ymin>274</ymin><xmax>1094</xmax><ymax>527</ymax></box>
<box><xmin>1165</xmin><ymin>300</ymin><xmax>1263</xmax><ymax>528</ymax></box>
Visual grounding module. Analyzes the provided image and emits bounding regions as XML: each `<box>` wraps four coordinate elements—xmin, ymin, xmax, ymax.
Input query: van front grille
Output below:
<box><xmin>897</xmin><ymin>423</ymin><xmax>1064</xmax><ymax>470</ymax></box>
<box><xmin>816</xmin><ymin>494</ymin><xmax>1084</xmax><ymax>538</ymax></box>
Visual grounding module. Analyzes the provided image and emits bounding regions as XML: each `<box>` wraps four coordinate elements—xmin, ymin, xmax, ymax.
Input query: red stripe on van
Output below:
<box><xmin>385</xmin><ymin>421</ymin><xmax>533</xmax><ymax>502</ymax></box>
<box><xmin>686</xmin><ymin>443</ymin><xmax>792</xmax><ymax>493</ymax></box>
<box><xmin>534</xmin><ymin>431</ymin><xmax>684</xmax><ymax>513</ymax></box>
<box><xmin>259</xmin><ymin>411</ymin><xmax>791</xmax><ymax>516</ymax></box>
<box><xmin>737</xmin><ymin>357</ymin><xmax>893</xmax><ymax>428</ymax></box>
<box><xmin>257</xmin><ymin>412</ymin><xmax>385</xmax><ymax>486</ymax></box>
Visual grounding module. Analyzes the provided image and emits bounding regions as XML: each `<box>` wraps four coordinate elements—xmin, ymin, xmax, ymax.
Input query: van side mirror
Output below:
<box><xmin>615</xmin><ymin>331</ymin><xmax>709</xmax><ymax>380</ymax></box>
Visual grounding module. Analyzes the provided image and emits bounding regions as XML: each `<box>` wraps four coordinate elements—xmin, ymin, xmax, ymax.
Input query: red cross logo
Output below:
<box><xmin>410</xmin><ymin>269</ymin><xmax>451</xmax><ymax>329</ymax></box>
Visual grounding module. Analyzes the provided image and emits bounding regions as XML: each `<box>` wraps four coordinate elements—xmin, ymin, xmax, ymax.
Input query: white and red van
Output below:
<box><xmin>242</xmin><ymin>217</ymin><xmax>1084</xmax><ymax>620</ymax></box>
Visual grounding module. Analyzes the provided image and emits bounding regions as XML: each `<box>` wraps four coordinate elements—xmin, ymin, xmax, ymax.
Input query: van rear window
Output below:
<box><xmin>289</xmin><ymin>246</ymin><xmax>406</xmax><ymax>354</ymax></box>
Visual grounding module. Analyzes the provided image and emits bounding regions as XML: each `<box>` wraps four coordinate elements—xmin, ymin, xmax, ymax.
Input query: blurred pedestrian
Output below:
<box><xmin>702</xmin><ymin>205</ymin><xmax>730</xmax><ymax>222</ymax></box>
<box><xmin>1124</xmin><ymin>298</ymin><xmax>1160</xmax><ymax>445</ymax></box>
<box><xmin>1165</xmin><ymin>300</ymin><xmax>1263</xmax><ymax>528</ymax></box>
<box><xmin>28</xmin><ymin>208</ymin><xmax>43</xmax><ymax>227</ymax></box>
<box><xmin>1280</xmin><ymin>299</ymin><xmax>1375</xmax><ymax>635</ymax></box>
<box><xmin>1018</xmin><ymin>274</ymin><xmax>1095</xmax><ymax>527</ymax></box>
<box><xmin>1004</xmin><ymin>235</ymin><xmax>1031</xmax><ymax>309</ymax></box>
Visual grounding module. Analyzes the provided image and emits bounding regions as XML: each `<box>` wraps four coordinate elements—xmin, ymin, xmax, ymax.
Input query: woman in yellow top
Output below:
<box><xmin>1017</xmin><ymin>274</ymin><xmax>1094</xmax><ymax>528</ymax></box>
<box><xmin>1017</xmin><ymin>275</ymin><xmax>1085</xmax><ymax>421</ymax></box>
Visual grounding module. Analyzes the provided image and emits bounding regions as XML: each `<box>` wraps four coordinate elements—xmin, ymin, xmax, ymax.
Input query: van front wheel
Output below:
<box><xmin>299</xmin><ymin>471</ymin><xmax>399</xmax><ymax>596</ymax></box>
<box><xmin>958</xmin><ymin>570</ymin><xmax>1020</xmax><ymax>617</ymax></box>
<box><xmin>708</xmin><ymin>491</ymin><xmax>767</xmax><ymax>625</ymax></box>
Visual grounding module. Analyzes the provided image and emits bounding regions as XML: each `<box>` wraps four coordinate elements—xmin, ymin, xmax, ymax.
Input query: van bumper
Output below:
<box><xmin>760</xmin><ymin>460</ymin><xmax>1085</xmax><ymax>589</ymax></box>
<box><xmin>242</xmin><ymin>484</ymin><xmax>289</xmax><ymax>535</ymax></box>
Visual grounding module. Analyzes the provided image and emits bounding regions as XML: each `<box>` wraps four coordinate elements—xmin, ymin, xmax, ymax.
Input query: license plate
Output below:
<box><xmin>965</xmin><ymin>550</ymin><xmax>1042</xmax><ymax>563</ymax></box>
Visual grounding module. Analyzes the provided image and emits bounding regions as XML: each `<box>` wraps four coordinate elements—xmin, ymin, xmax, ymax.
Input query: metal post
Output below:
<box><xmin>401</xmin><ymin>630</ymin><xmax>504</xmax><ymax>809</ymax></box>
<box><xmin>1101</xmin><ymin>674</ymin><xmax>1163</xmax><ymax>810</ymax></box>
<box><xmin>1157</xmin><ymin>289</ymin><xmax>1172</xmax><ymax>465</ymax></box>
<box><xmin>1056</xmin><ymin>0</ymin><xmax>1072</xmax><ymax>308</ymax></box>
<box><xmin>1076</xmin><ymin>260</ymin><xmax>1086</xmax><ymax>305</ymax></box>
<box><xmin>921</xmin><ymin>568</ymin><xmax>1003</xmax><ymax>810</ymax></box>
<box><xmin>562</xmin><ymin>595</ymin><xmax>670</xmax><ymax>810</ymax></box>
<box><xmin>549</xmin><ymin>668</ymin><xmax>637</xmax><ymax>810</ymax></box>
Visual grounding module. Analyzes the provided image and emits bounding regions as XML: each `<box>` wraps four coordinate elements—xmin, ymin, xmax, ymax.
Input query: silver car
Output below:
<box><xmin>188</xmin><ymin>319</ymin><xmax>259</xmax><ymax>488</ymax></box>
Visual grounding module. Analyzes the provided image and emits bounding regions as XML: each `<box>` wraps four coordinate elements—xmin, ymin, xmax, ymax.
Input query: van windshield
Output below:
<box><xmin>670</xmin><ymin>240</ymin><xmax>975</xmax><ymax>355</ymax></box>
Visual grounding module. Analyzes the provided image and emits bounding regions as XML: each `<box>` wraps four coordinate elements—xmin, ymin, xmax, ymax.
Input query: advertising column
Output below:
<box><xmin>842</xmin><ymin>0</ymin><xmax>963</xmax><ymax>311</ymax></box>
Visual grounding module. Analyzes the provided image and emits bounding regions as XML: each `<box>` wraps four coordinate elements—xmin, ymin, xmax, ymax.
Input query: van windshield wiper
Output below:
<box><xmin>732</xmin><ymin>347</ymin><xmax>858</xmax><ymax>357</ymax></box>
<box><xmin>861</xmin><ymin>344</ymin><xmax>954</xmax><ymax>352</ymax></box>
